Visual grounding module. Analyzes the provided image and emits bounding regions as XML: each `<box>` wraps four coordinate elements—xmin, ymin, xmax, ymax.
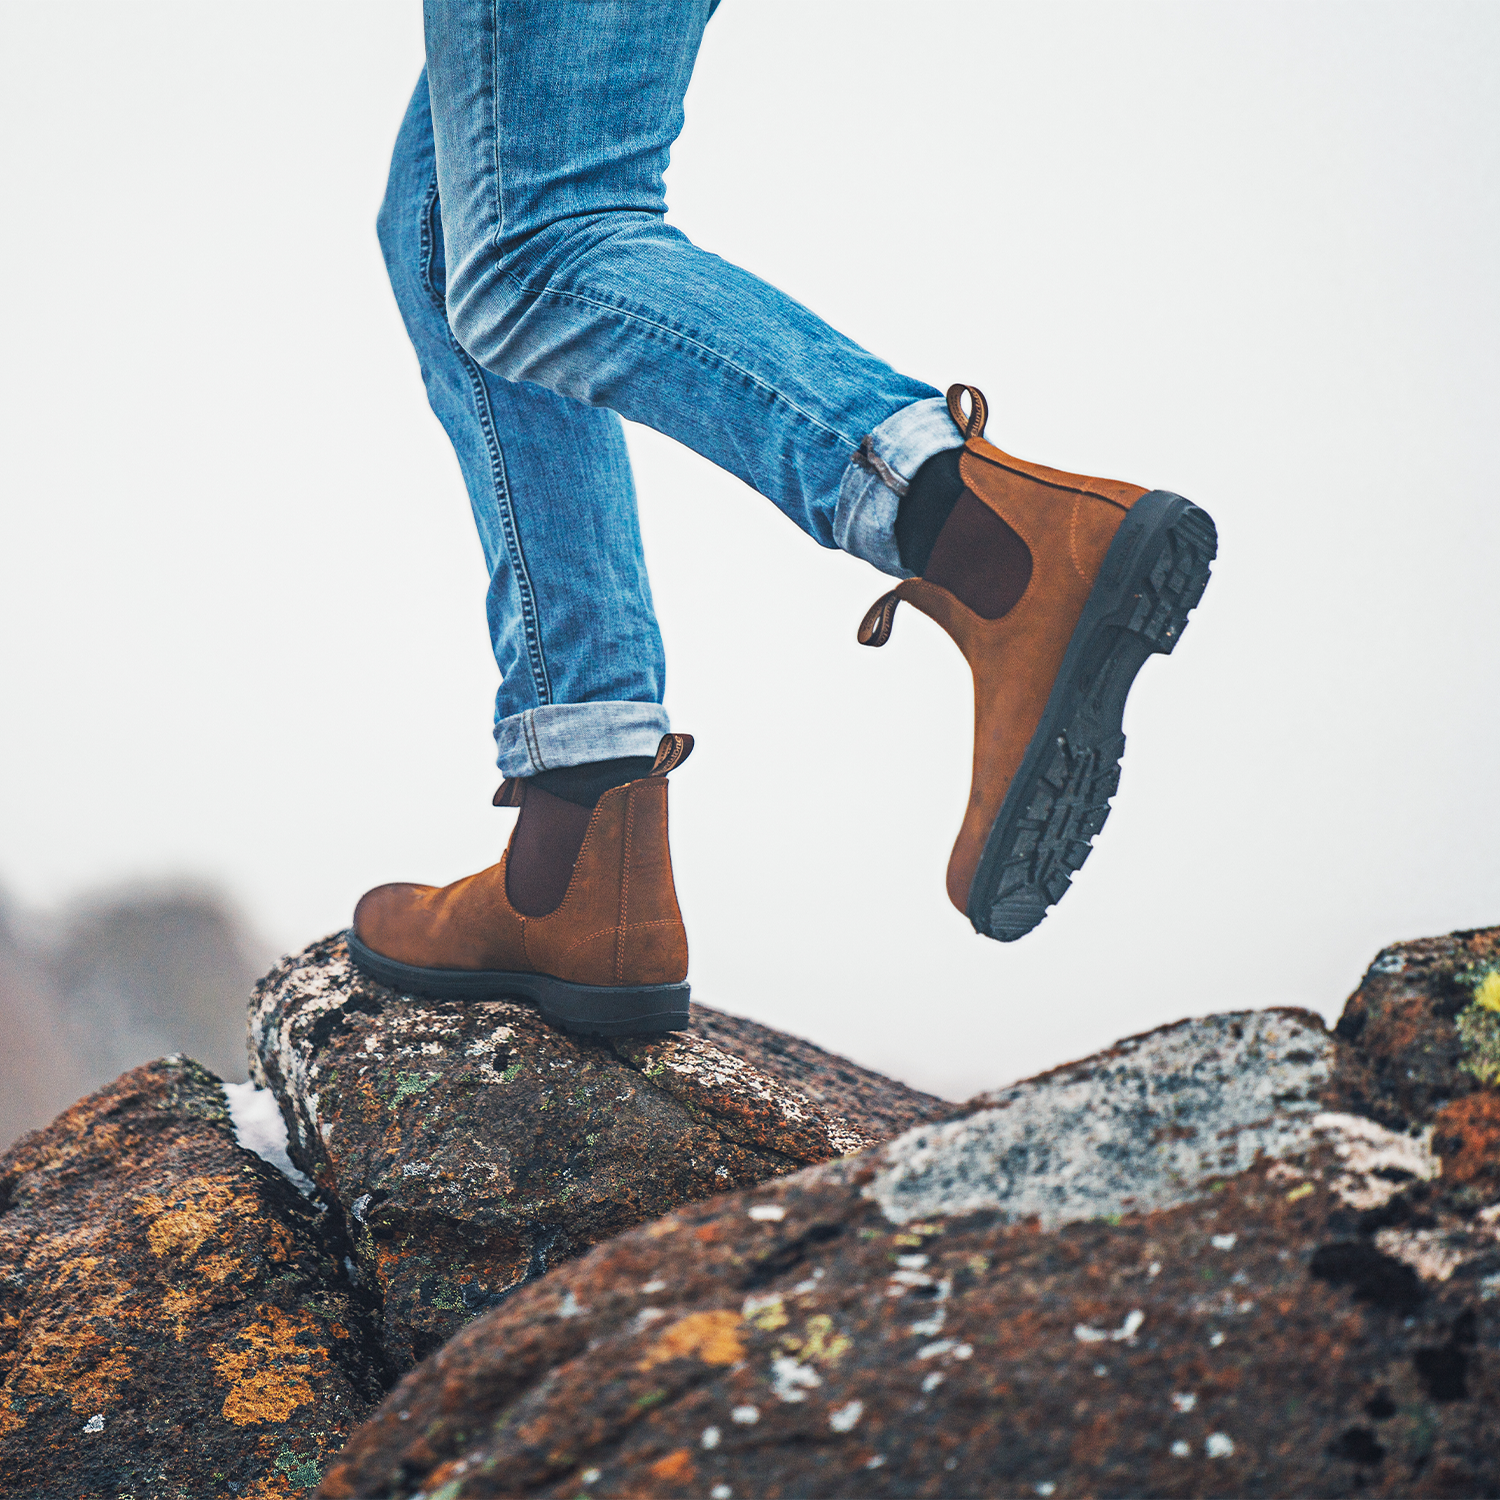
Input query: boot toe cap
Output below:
<box><xmin>352</xmin><ymin>882</ymin><xmax>431</xmax><ymax>955</ymax></box>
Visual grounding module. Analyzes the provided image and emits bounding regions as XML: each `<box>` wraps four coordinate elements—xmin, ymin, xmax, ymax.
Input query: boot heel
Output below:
<box><xmin>1119</xmin><ymin>495</ymin><xmax>1218</xmax><ymax>656</ymax></box>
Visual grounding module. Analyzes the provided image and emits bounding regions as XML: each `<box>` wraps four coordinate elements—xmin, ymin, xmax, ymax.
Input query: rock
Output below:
<box><xmin>1332</xmin><ymin>925</ymin><xmax>1500</xmax><ymax>1125</ymax></box>
<box><xmin>319</xmin><ymin>932</ymin><xmax>1500</xmax><ymax>1500</ymax></box>
<box><xmin>0</xmin><ymin>1057</ymin><xmax>386</xmax><ymax>1500</ymax></box>
<box><xmin>248</xmin><ymin>934</ymin><xmax>943</xmax><ymax>1372</ymax></box>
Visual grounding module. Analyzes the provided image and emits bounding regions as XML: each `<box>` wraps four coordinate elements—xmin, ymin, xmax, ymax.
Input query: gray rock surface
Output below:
<box><xmin>248</xmin><ymin>933</ymin><xmax>944</xmax><ymax>1370</ymax></box>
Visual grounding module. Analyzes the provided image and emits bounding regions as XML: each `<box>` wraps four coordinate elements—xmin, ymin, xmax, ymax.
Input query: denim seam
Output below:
<box><xmin>522</xmin><ymin>709</ymin><xmax>546</xmax><ymax>771</ymax></box>
<box><xmin>488</xmin><ymin>0</ymin><xmax>508</xmax><ymax>255</ymax></box>
<box><xmin>451</xmin><ymin>333</ymin><xmax>553</xmax><ymax>708</ymax></box>
<box><xmin>418</xmin><ymin>173</ymin><xmax>445</xmax><ymax>314</ymax></box>
<box><xmin>502</xmin><ymin>270</ymin><xmax>862</xmax><ymax>453</ymax></box>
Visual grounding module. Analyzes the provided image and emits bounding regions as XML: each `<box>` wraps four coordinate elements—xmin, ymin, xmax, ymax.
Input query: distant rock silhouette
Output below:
<box><xmin>0</xmin><ymin>882</ymin><xmax>272</xmax><ymax>1148</ymax></box>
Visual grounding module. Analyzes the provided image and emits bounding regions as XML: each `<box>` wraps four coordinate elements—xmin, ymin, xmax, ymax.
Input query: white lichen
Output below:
<box><xmin>864</xmin><ymin>1012</ymin><xmax>1333</xmax><ymax>1228</ymax></box>
<box><xmin>770</xmin><ymin>1356</ymin><xmax>822</xmax><ymax>1402</ymax></box>
<box><xmin>1311</xmin><ymin>1113</ymin><xmax>1439</xmax><ymax>1209</ymax></box>
<box><xmin>828</xmin><ymin>1400</ymin><xmax>864</xmax><ymax>1433</ymax></box>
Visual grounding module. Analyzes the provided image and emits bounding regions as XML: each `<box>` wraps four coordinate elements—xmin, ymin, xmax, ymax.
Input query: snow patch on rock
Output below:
<box><xmin>223</xmin><ymin>1080</ymin><xmax>316</xmax><ymax>1196</ymax></box>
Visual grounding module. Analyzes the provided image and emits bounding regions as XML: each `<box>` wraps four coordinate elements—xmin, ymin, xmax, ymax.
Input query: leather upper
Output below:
<box><xmin>354</xmin><ymin>773</ymin><xmax>688</xmax><ymax>987</ymax></box>
<box><xmin>860</xmin><ymin>385</ymin><xmax>1148</xmax><ymax>913</ymax></box>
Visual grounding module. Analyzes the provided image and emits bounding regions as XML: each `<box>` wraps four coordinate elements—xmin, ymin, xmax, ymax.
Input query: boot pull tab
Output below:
<box><xmin>858</xmin><ymin>589</ymin><xmax>903</xmax><ymax>648</ymax></box>
<box><xmin>946</xmin><ymin>383</ymin><xmax>989</xmax><ymax>441</ymax></box>
<box><xmin>492</xmin><ymin>778</ymin><xmax>525</xmax><ymax>808</ymax></box>
<box><xmin>651</xmin><ymin>732</ymin><xmax>694</xmax><ymax>776</ymax></box>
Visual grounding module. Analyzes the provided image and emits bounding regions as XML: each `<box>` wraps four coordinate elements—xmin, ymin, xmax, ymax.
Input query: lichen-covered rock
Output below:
<box><xmin>248</xmin><ymin>935</ymin><xmax>942</xmax><ymax>1371</ymax></box>
<box><xmin>1332</xmin><ymin>926</ymin><xmax>1500</xmax><ymax>1124</ymax></box>
<box><xmin>0</xmin><ymin>1057</ymin><xmax>385</xmax><ymax>1500</ymax></box>
<box><xmin>319</xmin><ymin>953</ymin><xmax>1500</xmax><ymax>1500</ymax></box>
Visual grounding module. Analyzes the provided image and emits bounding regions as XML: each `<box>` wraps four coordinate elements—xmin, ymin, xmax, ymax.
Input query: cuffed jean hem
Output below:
<box><xmin>494</xmin><ymin>701</ymin><xmax>672</xmax><ymax>778</ymax></box>
<box><xmin>832</xmin><ymin>395</ymin><xmax>966</xmax><ymax>578</ymax></box>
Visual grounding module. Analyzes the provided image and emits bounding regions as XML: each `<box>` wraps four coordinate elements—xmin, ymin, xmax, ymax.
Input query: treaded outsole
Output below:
<box><xmin>967</xmin><ymin>492</ymin><xmax>1218</xmax><ymax>942</ymax></box>
<box><xmin>344</xmin><ymin>930</ymin><xmax>691</xmax><ymax>1037</ymax></box>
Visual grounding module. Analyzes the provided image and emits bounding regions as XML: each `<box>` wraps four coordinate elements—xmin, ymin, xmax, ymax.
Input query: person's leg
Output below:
<box><xmin>377</xmin><ymin>70</ymin><xmax>670</xmax><ymax>782</ymax></box>
<box><xmin>423</xmin><ymin>0</ymin><xmax>963</xmax><ymax>583</ymax></box>
<box><xmin>356</xmin><ymin>72</ymin><xmax>695</xmax><ymax>1032</ymax></box>
<box><xmin>392</xmin><ymin>1</ymin><xmax>1217</xmax><ymax>964</ymax></box>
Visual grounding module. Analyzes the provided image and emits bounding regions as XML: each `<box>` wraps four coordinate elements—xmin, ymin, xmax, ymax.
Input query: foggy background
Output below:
<box><xmin>3</xmin><ymin>1</ymin><xmax>1497</xmax><ymax>1148</ymax></box>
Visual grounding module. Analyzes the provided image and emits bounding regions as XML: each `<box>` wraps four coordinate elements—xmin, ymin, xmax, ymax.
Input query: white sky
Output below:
<box><xmin>2</xmin><ymin>1</ymin><xmax>1497</xmax><ymax>1100</ymax></box>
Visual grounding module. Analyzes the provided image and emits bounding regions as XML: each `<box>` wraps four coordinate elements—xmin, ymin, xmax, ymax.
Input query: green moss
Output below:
<box><xmin>393</xmin><ymin>1072</ymin><xmax>432</xmax><ymax>1105</ymax></box>
<box><xmin>431</xmin><ymin>1282</ymin><xmax>467</xmax><ymax>1312</ymax></box>
<box><xmin>274</xmin><ymin>1451</ymin><xmax>322</xmax><ymax>1488</ymax></box>
<box><xmin>1405</xmin><ymin>1404</ymin><xmax>1437</xmax><ymax>1459</ymax></box>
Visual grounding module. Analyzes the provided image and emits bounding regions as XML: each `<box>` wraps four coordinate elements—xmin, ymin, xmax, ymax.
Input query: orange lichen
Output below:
<box><xmin>638</xmin><ymin>1309</ymin><xmax>744</xmax><ymax>1370</ymax></box>
<box><xmin>1432</xmin><ymin>1092</ymin><xmax>1500</xmax><ymax>1194</ymax></box>
<box><xmin>211</xmin><ymin>1305</ymin><xmax>326</xmax><ymax>1425</ymax></box>
<box><xmin>135</xmin><ymin>1175</ymin><xmax>243</xmax><ymax>1261</ymax></box>
<box><xmin>647</xmin><ymin>1448</ymin><xmax>696</xmax><ymax>1483</ymax></box>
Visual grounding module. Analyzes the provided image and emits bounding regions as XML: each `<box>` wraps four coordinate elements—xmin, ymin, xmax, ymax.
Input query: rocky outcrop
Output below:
<box><xmin>0</xmin><ymin>1057</ymin><xmax>386</xmax><ymax>1500</ymax></box>
<box><xmin>248</xmin><ymin>934</ymin><xmax>943</xmax><ymax>1371</ymax></box>
<box><xmin>319</xmin><ymin>928</ymin><xmax>1500</xmax><ymax>1500</ymax></box>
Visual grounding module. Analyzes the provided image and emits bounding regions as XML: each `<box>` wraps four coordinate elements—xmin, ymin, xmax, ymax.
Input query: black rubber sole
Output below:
<box><xmin>966</xmin><ymin>490</ymin><xmax>1218</xmax><ymax>942</ymax></box>
<box><xmin>344</xmin><ymin>930</ymin><xmax>690</xmax><ymax>1037</ymax></box>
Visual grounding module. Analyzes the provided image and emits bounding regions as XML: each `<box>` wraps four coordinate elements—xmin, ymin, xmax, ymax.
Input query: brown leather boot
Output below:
<box><xmin>347</xmin><ymin>734</ymin><xmax>693</xmax><ymax>1036</ymax></box>
<box><xmin>861</xmin><ymin>385</ymin><xmax>1217</xmax><ymax>941</ymax></box>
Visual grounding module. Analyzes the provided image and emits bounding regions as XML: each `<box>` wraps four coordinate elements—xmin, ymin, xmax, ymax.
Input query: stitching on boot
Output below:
<box><xmin>1069</xmin><ymin>495</ymin><xmax>1090</xmax><ymax>585</ymax></box>
<box><xmin>561</xmin><ymin>918</ymin><xmax>682</xmax><ymax>959</ymax></box>
<box><xmin>617</xmin><ymin>789</ymin><xmax>635</xmax><ymax>983</ymax></box>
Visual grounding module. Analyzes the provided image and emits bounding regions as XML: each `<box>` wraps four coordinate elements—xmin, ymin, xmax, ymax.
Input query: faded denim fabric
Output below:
<box><xmin>380</xmin><ymin>1</ymin><xmax>961</xmax><ymax>776</ymax></box>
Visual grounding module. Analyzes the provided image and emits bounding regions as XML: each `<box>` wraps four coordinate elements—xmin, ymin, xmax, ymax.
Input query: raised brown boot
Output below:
<box><xmin>347</xmin><ymin>734</ymin><xmax>693</xmax><ymax>1036</ymax></box>
<box><xmin>861</xmin><ymin>385</ymin><xmax>1217</xmax><ymax>941</ymax></box>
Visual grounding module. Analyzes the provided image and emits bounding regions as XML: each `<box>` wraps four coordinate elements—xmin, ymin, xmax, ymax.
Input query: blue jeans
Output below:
<box><xmin>379</xmin><ymin>0</ymin><xmax>963</xmax><ymax>777</ymax></box>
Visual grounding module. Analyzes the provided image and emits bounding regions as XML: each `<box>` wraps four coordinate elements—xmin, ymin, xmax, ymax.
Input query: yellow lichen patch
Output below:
<box><xmin>211</xmin><ymin>1305</ymin><xmax>326</xmax><ymax>1425</ymax></box>
<box><xmin>742</xmin><ymin>1293</ymin><xmax>789</xmax><ymax>1332</ymax></box>
<box><xmin>262</xmin><ymin>1219</ymin><xmax>296</xmax><ymax>1265</ymax></box>
<box><xmin>794</xmin><ymin>1313</ymin><xmax>850</xmax><ymax>1366</ymax></box>
<box><xmin>135</xmin><ymin>1175</ymin><xmax>243</xmax><ymax>1262</ymax></box>
<box><xmin>239</xmin><ymin>1478</ymin><xmax>292</xmax><ymax>1500</ymax></box>
<box><xmin>160</xmin><ymin>1285</ymin><xmax>203</xmax><ymax>1341</ymax></box>
<box><xmin>638</xmin><ymin>1309</ymin><xmax>744</xmax><ymax>1370</ymax></box>
<box><xmin>1474</xmin><ymin>970</ymin><xmax>1500</xmax><ymax>1014</ymax></box>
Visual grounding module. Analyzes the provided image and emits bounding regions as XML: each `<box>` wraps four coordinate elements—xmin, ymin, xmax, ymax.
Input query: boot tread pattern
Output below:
<box><xmin>973</xmin><ymin>496</ymin><xmax>1218</xmax><ymax>942</ymax></box>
